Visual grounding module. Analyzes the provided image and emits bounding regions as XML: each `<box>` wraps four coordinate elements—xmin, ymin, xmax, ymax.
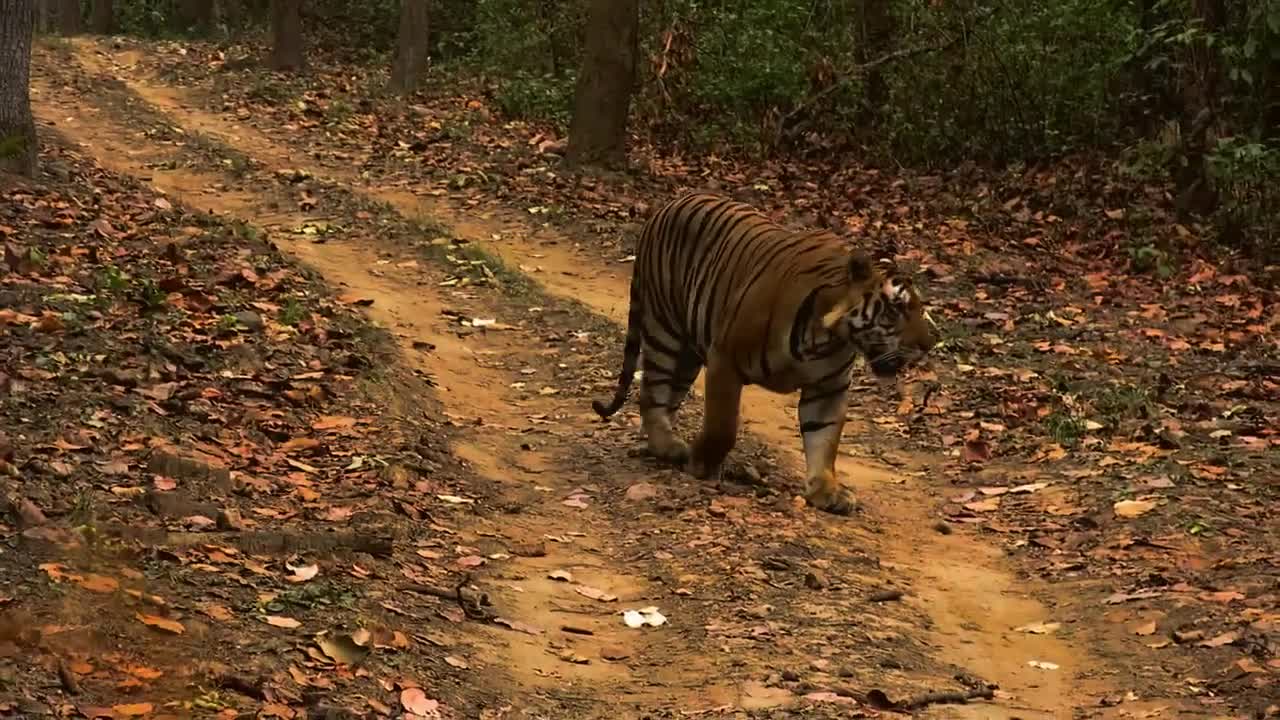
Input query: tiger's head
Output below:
<box><xmin>820</xmin><ymin>252</ymin><xmax>936</xmax><ymax>379</ymax></box>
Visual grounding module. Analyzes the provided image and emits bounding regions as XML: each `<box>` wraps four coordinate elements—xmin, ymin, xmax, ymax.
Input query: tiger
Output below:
<box><xmin>592</xmin><ymin>192</ymin><xmax>936</xmax><ymax>515</ymax></box>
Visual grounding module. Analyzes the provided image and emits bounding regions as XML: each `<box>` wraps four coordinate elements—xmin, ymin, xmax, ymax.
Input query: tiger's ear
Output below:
<box><xmin>847</xmin><ymin>252</ymin><xmax>874</xmax><ymax>283</ymax></box>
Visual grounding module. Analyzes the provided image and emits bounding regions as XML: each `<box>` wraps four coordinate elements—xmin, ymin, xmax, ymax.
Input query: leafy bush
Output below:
<box><xmin>1207</xmin><ymin>136</ymin><xmax>1280</xmax><ymax>259</ymax></box>
<box><xmin>881</xmin><ymin>0</ymin><xmax>1136</xmax><ymax>165</ymax></box>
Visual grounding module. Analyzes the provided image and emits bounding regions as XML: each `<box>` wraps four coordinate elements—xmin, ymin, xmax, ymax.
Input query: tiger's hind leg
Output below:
<box><xmin>666</xmin><ymin>350</ymin><xmax>703</xmax><ymax>418</ymax></box>
<box><xmin>797</xmin><ymin>380</ymin><xmax>856</xmax><ymax>515</ymax></box>
<box><xmin>638</xmin><ymin>351</ymin><xmax>699</xmax><ymax>464</ymax></box>
<box><xmin>687</xmin><ymin>353</ymin><xmax>743</xmax><ymax>482</ymax></box>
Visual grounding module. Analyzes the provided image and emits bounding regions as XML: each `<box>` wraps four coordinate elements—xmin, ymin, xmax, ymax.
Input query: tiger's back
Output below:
<box><xmin>635</xmin><ymin>193</ymin><xmax>852</xmax><ymax>385</ymax></box>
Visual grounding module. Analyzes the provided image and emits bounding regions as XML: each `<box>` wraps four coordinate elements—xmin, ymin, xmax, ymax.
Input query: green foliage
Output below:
<box><xmin>108</xmin><ymin>0</ymin><xmax>1279</xmax><ymax>259</ymax></box>
<box><xmin>882</xmin><ymin>0</ymin><xmax>1135</xmax><ymax>164</ymax></box>
<box><xmin>491</xmin><ymin>71</ymin><xmax>572</xmax><ymax>125</ymax></box>
<box><xmin>1207</xmin><ymin>136</ymin><xmax>1280</xmax><ymax>259</ymax></box>
<box><xmin>645</xmin><ymin>0</ymin><xmax>859</xmax><ymax>147</ymax></box>
<box><xmin>0</xmin><ymin>133</ymin><xmax>28</xmax><ymax>160</ymax></box>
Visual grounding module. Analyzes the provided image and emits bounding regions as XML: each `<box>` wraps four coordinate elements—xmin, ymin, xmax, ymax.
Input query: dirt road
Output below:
<box><xmin>14</xmin><ymin>36</ymin><xmax>1254</xmax><ymax>719</ymax></box>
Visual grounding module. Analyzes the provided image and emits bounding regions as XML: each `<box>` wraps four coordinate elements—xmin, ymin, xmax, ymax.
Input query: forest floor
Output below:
<box><xmin>1</xmin><ymin>35</ymin><xmax>1276</xmax><ymax>720</ymax></box>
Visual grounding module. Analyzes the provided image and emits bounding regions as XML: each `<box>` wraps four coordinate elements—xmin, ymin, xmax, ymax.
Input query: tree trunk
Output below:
<box><xmin>1174</xmin><ymin>0</ymin><xmax>1226</xmax><ymax>217</ymax></box>
<box><xmin>269</xmin><ymin>0</ymin><xmax>304</xmax><ymax>71</ymax></box>
<box><xmin>566</xmin><ymin>0</ymin><xmax>639</xmax><ymax>169</ymax></box>
<box><xmin>388</xmin><ymin>0</ymin><xmax>430</xmax><ymax>94</ymax></box>
<box><xmin>36</xmin><ymin>0</ymin><xmax>50</xmax><ymax>34</ymax></box>
<box><xmin>0</xmin><ymin>0</ymin><xmax>38</xmax><ymax>177</ymax></box>
<box><xmin>218</xmin><ymin>0</ymin><xmax>241</xmax><ymax>32</ymax></box>
<box><xmin>56</xmin><ymin>0</ymin><xmax>81</xmax><ymax>34</ymax></box>
<box><xmin>855</xmin><ymin>0</ymin><xmax>896</xmax><ymax>122</ymax></box>
<box><xmin>90</xmin><ymin>0</ymin><xmax>113</xmax><ymax>33</ymax></box>
<box><xmin>176</xmin><ymin>0</ymin><xmax>214</xmax><ymax>34</ymax></box>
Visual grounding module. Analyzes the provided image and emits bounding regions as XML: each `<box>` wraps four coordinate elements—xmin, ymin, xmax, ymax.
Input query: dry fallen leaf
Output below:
<box><xmin>111</xmin><ymin>703</ymin><xmax>154</xmax><ymax>717</ymax></box>
<box><xmin>264</xmin><ymin>615</ymin><xmax>302</xmax><ymax>629</ymax></box>
<box><xmin>136</xmin><ymin>613</ymin><xmax>184</xmax><ymax>635</ymax></box>
<box><xmin>964</xmin><ymin>497</ymin><xmax>1001</xmax><ymax>513</ymax></box>
<box><xmin>78</xmin><ymin>574</ymin><xmax>120</xmax><ymax>594</ymax></box>
<box><xmin>1197</xmin><ymin>631</ymin><xmax>1240</xmax><ymax>648</ymax></box>
<box><xmin>1113</xmin><ymin>499</ymin><xmax>1157</xmax><ymax>519</ymax></box>
<box><xmin>317</xmin><ymin>633</ymin><xmax>370</xmax><ymax>665</ymax></box>
<box><xmin>285</xmin><ymin>562</ymin><xmax>319</xmax><ymax>583</ymax></box>
<box><xmin>574</xmin><ymin>585</ymin><xmax>619</xmax><ymax>602</ymax></box>
<box><xmin>1015</xmin><ymin>621</ymin><xmax>1060</xmax><ymax>634</ymax></box>
<box><xmin>400</xmin><ymin>687</ymin><xmax>440</xmax><ymax>717</ymax></box>
<box><xmin>494</xmin><ymin>617</ymin><xmax>543</xmax><ymax>635</ymax></box>
<box><xmin>1132</xmin><ymin>620</ymin><xmax>1158</xmax><ymax>636</ymax></box>
<box><xmin>962</xmin><ymin>439</ymin><xmax>991</xmax><ymax>463</ymax></box>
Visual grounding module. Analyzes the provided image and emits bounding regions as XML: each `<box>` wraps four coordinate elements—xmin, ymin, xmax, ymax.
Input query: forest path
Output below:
<box><xmin>24</xmin><ymin>36</ymin><xmax>1180</xmax><ymax>719</ymax></box>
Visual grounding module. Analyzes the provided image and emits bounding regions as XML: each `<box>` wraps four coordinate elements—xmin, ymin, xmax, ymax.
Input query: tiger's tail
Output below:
<box><xmin>592</xmin><ymin>273</ymin><xmax>644</xmax><ymax>418</ymax></box>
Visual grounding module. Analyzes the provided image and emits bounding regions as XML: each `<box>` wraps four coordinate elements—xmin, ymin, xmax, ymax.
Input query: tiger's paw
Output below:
<box><xmin>662</xmin><ymin>438</ymin><xmax>691</xmax><ymax>464</ymax></box>
<box><xmin>804</xmin><ymin>474</ymin><xmax>857</xmax><ymax>516</ymax></box>
<box><xmin>685</xmin><ymin>451</ymin><xmax>721</xmax><ymax>482</ymax></box>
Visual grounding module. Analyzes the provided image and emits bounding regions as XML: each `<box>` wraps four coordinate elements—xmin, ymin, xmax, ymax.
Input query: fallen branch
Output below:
<box><xmin>778</xmin><ymin>36</ymin><xmax>963</xmax><ymax>136</ymax></box>
<box><xmin>100</xmin><ymin>524</ymin><xmax>395</xmax><ymax>558</ymax></box>
<box><xmin>865</xmin><ymin>685</ymin><xmax>996</xmax><ymax>712</ymax></box>
<box><xmin>215</xmin><ymin>673</ymin><xmax>269</xmax><ymax>701</ymax></box>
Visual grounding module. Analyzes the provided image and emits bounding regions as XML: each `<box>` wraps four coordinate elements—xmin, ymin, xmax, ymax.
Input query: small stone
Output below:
<box><xmin>10</xmin><ymin>497</ymin><xmax>48</xmax><ymax>528</ymax></box>
<box><xmin>98</xmin><ymin>368</ymin><xmax>141</xmax><ymax>388</ymax></box>
<box><xmin>234</xmin><ymin>310</ymin><xmax>264</xmax><ymax>331</ymax></box>
<box><xmin>216</xmin><ymin>508</ymin><xmax>244</xmax><ymax>531</ymax></box>
<box><xmin>743</xmin><ymin>604</ymin><xmax>773</xmax><ymax>619</ymax></box>
<box><xmin>510</xmin><ymin>541</ymin><xmax>547</xmax><ymax>558</ymax></box>
<box><xmin>1173</xmin><ymin>628</ymin><xmax>1204</xmax><ymax>644</ymax></box>
<box><xmin>625</xmin><ymin>482</ymin><xmax>658</xmax><ymax>501</ymax></box>
<box><xmin>804</xmin><ymin>569</ymin><xmax>828</xmax><ymax>590</ymax></box>
<box><xmin>781</xmin><ymin>669</ymin><xmax>801</xmax><ymax>682</ymax></box>
<box><xmin>600</xmin><ymin>645</ymin><xmax>630</xmax><ymax>661</ymax></box>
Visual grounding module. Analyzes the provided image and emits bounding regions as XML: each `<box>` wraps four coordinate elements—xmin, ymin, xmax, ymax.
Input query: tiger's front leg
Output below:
<box><xmin>797</xmin><ymin>381</ymin><xmax>856</xmax><ymax>515</ymax></box>
<box><xmin>686</xmin><ymin>356</ymin><xmax>743</xmax><ymax>482</ymax></box>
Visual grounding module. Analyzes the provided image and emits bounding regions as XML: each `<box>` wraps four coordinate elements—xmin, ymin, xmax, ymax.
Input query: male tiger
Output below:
<box><xmin>592</xmin><ymin>193</ymin><xmax>936</xmax><ymax>515</ymax></box>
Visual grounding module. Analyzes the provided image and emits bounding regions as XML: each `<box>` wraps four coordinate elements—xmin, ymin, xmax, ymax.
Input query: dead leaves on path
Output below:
<box><xmin>3</xmin><ymin>137</ymin><xmax>491</xmax><ymax>718</ymax></box>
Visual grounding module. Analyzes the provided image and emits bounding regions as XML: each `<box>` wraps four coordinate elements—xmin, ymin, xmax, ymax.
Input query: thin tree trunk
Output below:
<box><xmin>57</xmin><ymin>0</ymin><xmax>81</xmax><ymax>34</ymax></box>
<box><xmin>90</xmin><ymin>0</ymin><xmax>113</xmax><ymax>34</ymax></box>
<box><xmin>218</xmin><ymin>0</ymin><xmax>241</xmax><ymax>32</ymax></box>
<box><xmin>0</xmin><ymin>0</ymin><xmax>38</xmax><ymax>177</ymax></box>
<box><xmin>177</xmin><ymin>0</ymin><xmax>214</xmax><ymax>34</ymax></box>
<box><xmin>269</xmin><ymin>0</ymin><xmax>304</xmax><ymax>71</ymax></box>
<box><xmin>388</xmin><ymin>0</ymin><xmax>430</xmax><ymax>94</ymax></box>
<box><xmin>855</xmin><ymin>0</ymin><xmax>896</xmax><ymax>123</ymax></box>
<box><xmin>566</xmin><ymin>0</ymin><xmax>639</xmax><ymax>169</ymax></box>
<box><xmin>36</xmin><ymin>0</ymin><xmax>50</xmax><ymax>34</ymax></box>
<box><xmin>1174</xmin><ymin>0</ymin><xmax>1226</xmax><ymax>217</ymax></box>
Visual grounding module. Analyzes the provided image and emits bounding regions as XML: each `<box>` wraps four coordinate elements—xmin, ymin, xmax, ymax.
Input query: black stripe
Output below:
<box><xmin>758</xmin><ymin>307</ymin><xmax>776</xmax><ymax>378</ymax></box>
<box><xmin>800</xmin><ymin>420</ymin><xmax>836</xmax><ymax>435</ymax></box>
<box><xmin>697</xmin><ymin>225</ymin><xmax>786</xmax><ymax>344</ymax></box>
<box><xmin>722</xmin><ymin>234</ymin><xmax>808</xmax><ymax>335</ymax></box>
<box><xmin>641</xmin><ymin>329</ymin><xmax>680</xmax><ymax>360</ymax></box>
<box><xmin>789</xmin><ymin>288</ymin><xmax>821</xmax><ymax>360</ymax></box>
